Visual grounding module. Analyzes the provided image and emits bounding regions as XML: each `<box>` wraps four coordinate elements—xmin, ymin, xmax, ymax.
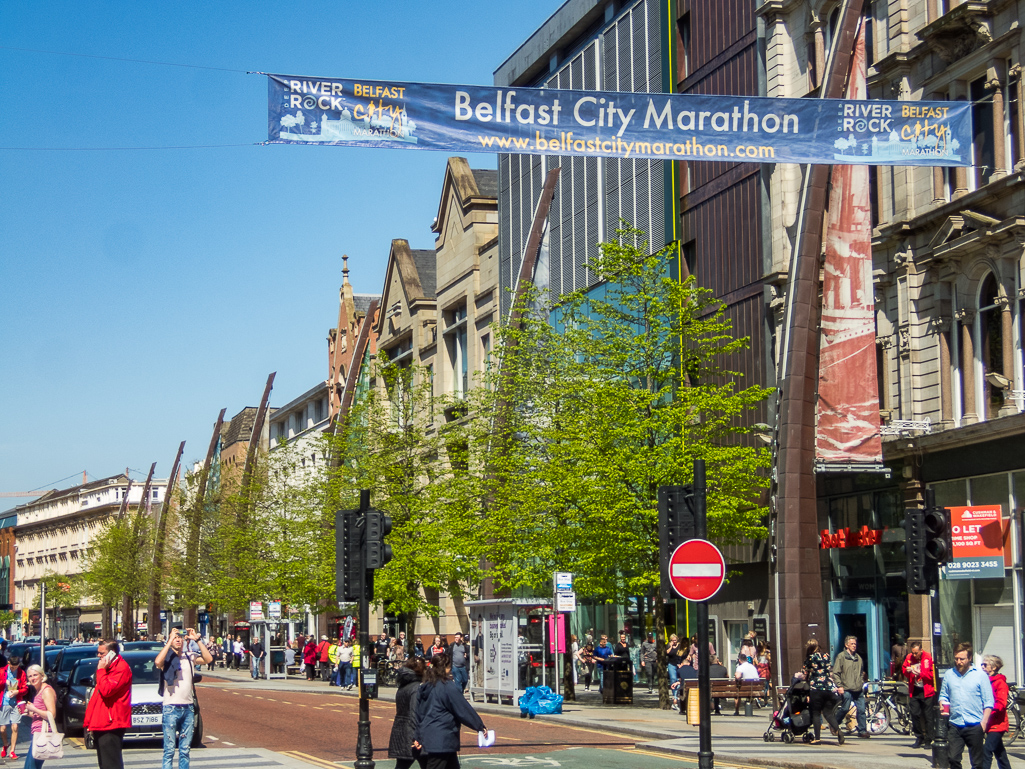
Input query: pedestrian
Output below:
<box><xmin>739</xmin><ymin>631</ymin><xmax>757</xmax><ymax>665</ymax></box>
<box><xmin>613</xmin><ymin>631</ymin><xmax>631</xmax><ymax>672</ymax></box>
<box><xmin>414</xmin><ymin>637</ymin><xmax>426</xmax><ymax>659</ymax></box>
<box><xmin>803</xmin><ymin>638</ymin><xmax>843</xmax><ymax>745</ymax></box>
<box><xmin>666</xmin><ymin>634</ymin><xmax>684</xmax><ymax>710</ymax></box>
<box><xmin>903</xmin><ymin>640</ymin><xmax>937</xmax><ymax>748</ymax></box>
<box><xmin>84</xmin><ymin>640</ymin><xmax>132</xmax><ymax>769</ymax></box>
<box><xmin>156</xmin><ymin>628</ymin><xmax>213</xmax><ymax>769</ymax></box>
<box><xmin>232</xmin><ymin>637</ymin><xmax>244</xmax><ymax>670</ymax></box>
<box><xmin>980</xmin><ymin>655</ymin><xmax>1011</xmax><ymax>769</ymax></box>
<box><xmin>0</xmin><ymin>654</ymin><xmax>27</xmax><ymax>760</ymax></box>
<box><xmin>734</xmin><ymin>655</ymin><xmax>760</xmax><ymax>716</ymax></box>
<box><xmin>449</xmin><ymin>633</ymin><xmax>470</xmax><ymax>693</ymax></box>
<box><xmin>939</xmin><ymin>642</ymin><xmax>993</xmax><ymax>769</ymax></box>
<box><xmin>303</xmin><ymin>639</ymin><xmax>318</xmax><ymax>681</ymax></box>
<box><xmin>593</xmin><ymin>635</ymin><xmax>613</xmax><ymax>692</ymax></box>
<box><xmin>427</xmin><ymin>636</ymin><xmax>445</xmax><ymax>660</ymax></box>
<box><xmin>576</xmin><ymin>642</ymin><xmax>596</xmax><ymax>691</ymax></box>
<box><xmin>832</xmin><ymin>635</ymin><xmax>869</xmax><ymax>738</ymax></box>
<box><xmin>413</xmin><ymin>652</ymin><xmax>488</xmax><ymax>769</ymax></box>
<box><xmin>249</xmin><ymin>636</ymin><xmax>265</xmax><ymax>680</ymax></box>
<box><xmin>891</xmin><ymin>633</ymin><xmax>908</xmax><ymax>680</ymax></box>
<box><xmin>221</xmin><ymin>635</ymin><xmax>231</xmax><ymax>669</ymax></box>
<box><xmin>317</xmin><ymin>635</ymin><xmax>332</xmax><ymax>681</ymax></box>
<box><xmin>21</xmin><ymin>665</ymin><xmax>56</xmax><ymax>769</ymax></box>
<box><xmin>388</xmin><ymin>658</ymin><xmax>424</xmax><ymax>769</ymax></box>
<box><xmin>337</xmin><ymin>640</ymin><xmax>354</xmax><ymax>689</ymax></box>
<box><xmin>639</xmin><ymin>633</ymin><xmax>657</xmax><ymax>693</ymax></box>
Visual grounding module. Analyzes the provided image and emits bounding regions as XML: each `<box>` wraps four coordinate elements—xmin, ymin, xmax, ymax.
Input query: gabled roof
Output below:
<box><xmin>375</xmin><ymin>240</ymin><xmax>437</xmax><ymax>336</ymax></box>
<box><xmin>432</xmin><ymin>157</ymin><xmax>498</xmax><ymax>237</ymax></box>
<box><xmin>411</xmin><ymin>250</ymin><xmax>437</xmax><ymax>299</ymax></box>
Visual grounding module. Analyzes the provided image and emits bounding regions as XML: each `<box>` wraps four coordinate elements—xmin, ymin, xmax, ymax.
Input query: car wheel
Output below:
<box><xmin>62</xmin><ymin>712</ymin><xmax>78</xmax><ymax>738</ymax></box>
<box><xmin>85</xmin><ymin>730</ymin><xmax>95</xmax><ymax>750</ymax></box>
<box><xmin>190</xmin><ymin>712</ymin><xmax>204</xmax><ymax>748</ymax></box>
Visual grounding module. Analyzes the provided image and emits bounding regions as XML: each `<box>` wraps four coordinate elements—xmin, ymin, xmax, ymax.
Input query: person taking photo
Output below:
<box><xmin>156</xmin><ymin>628</ymin><xmax>213</xmax><ymax>769</ymax></box>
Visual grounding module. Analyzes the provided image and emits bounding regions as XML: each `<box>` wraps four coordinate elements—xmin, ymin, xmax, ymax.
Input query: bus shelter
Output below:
<box><xmin>466</xmin><ymin>598</ymin><xmax>551</xmax><ymax>706</ymax></box>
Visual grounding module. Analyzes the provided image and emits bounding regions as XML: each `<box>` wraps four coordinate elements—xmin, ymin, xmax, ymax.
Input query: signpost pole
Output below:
<box><xmin>694</xmin><ymin>459</ymin><xmax>713</xmax><ymax>769</ymax></box>
<box><xmin>355</xmin><ymin>489</ymin><xmax>375</xmax><ymax>769</ymax></box>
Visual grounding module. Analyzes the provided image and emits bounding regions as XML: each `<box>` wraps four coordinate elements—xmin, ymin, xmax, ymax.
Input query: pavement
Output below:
<box><xmin>201</xmin><ymin>665</ymin><xmax>1025</xmax><ymax>769</ymax></box>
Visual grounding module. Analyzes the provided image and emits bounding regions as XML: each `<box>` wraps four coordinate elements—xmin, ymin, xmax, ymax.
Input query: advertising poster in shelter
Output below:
<box><xmin>945</xmin><ymin>505</ymin><xmax>1006</xmax><ymax>579</ymax></box>
<box><xmin>484</xmin><ymin>609</ymin><xmax>516</xmax><ymax>697</ymax></box>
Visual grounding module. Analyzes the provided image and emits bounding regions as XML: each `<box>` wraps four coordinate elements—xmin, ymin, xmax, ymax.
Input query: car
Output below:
<box><xmin>51</xmin><ymin>644</ymin><xmax>98</xmax><ymax>711</ymax></box>
<box><xmin>7</xmin><ymin>645</ymin><xmax>61</xmax><ymax>671</ymax></box>
<box><xmin>121</xmin><ymin>641</ymin><xmax>164</xmax><ymax>652</ymax></box>
<box><xmin>68</xmin><ymin>651</ymin><xmax>203</xmax><ymax>749</ymax></box>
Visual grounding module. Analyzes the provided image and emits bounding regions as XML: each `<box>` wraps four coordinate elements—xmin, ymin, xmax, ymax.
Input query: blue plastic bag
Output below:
<box><xmin>518</xmin><ymin>686</ymin><xmax>564</xmax><ymax>716</ymax></box>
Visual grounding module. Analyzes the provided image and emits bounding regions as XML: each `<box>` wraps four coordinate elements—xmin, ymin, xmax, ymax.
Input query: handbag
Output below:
<box><xmin>32</xmin><ymin>711</ymin><xmax>65</xmax><ymax>760</ymax></box>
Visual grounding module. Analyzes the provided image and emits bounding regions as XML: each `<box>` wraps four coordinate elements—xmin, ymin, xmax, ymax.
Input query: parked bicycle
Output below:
<box><xmin>1007</xmin><ymin>682</ymin><xmax>1023</xmax><ymax>746</ymax></box>
<box><xmin>856</xmin><ymin>679</ymin><xmax>911</xmax><ymax>736</ymax></box>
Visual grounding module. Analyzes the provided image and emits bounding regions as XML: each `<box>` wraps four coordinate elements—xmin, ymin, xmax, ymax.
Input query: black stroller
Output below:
<box><xmin>763</xmin><ymin>680</ymin><xmax>813</xmax><ymax>743</ymax></box>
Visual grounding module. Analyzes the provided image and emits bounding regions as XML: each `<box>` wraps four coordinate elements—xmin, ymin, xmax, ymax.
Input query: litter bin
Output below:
<box><xmin>601</xmin><ymin>656</ymin><xmax>633</xmax><ymax>704</ymax></box>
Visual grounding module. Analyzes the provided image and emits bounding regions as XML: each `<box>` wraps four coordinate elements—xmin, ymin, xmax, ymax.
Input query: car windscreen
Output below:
<box><xmin>59</xmin><ymin>646</ymin><xmax>98</xmax><ymax>672</ymax></box>
<box><xmin>71</xmin><ymin>659</ymin><xmax>98</xmax><ymax>685</ymax></box>
<box><xmin>124</xmin><ymin>655</ymin><xmax>161</xmax><ymax>684</ymax></box>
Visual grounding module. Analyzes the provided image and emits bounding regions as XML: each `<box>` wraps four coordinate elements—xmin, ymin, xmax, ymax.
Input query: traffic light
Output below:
<box><xmin>902</xmin><ymin>507</ymin><xmax>929</xmax><ymax>594</ymax></box>
<box><xmin>658</xmin><ymin>484</ymin><xmax>697</xmax><ymax>599</ymax></box>
<box><xmin>364</xmin><ymin>510</ymin><xmax>393</xmax><ymax>570</ymax></box>
<box><xmin>336</xmin><ymin>509</ymin><xmax>363</xmax><ymax>602</ymax></box>
<box><xmin>924</xmin><ymin>506</ymin><xmax>952</xmax><ymax>565</ymax></box>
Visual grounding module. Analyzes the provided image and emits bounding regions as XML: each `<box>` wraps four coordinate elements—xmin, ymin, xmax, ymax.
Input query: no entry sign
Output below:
<box><xmin>668</xmin><ymin>539</ymin><xmax>726</xmax><ymax>601</ymax></box>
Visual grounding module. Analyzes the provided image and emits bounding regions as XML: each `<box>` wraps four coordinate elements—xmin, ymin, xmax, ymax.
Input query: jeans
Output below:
<box><xmin>452</xmin><ymin>665</ymin><xmax>468</xmax><ymax>692</ymax></box>
<box><xmin>339</xmin><ymin>662</ymin><xmax>353</xmax><ymax>687</ymax></box>
<box><xmin>162</xmin><ymin>704</ymin><xmax>195</xmax><ymax>769</ymax></box>
<box><xmin>667</xmin><ymin>664</ymin><xmax>680</xmax><ymax>700</ymax></box>
<box><xmin>948</xmin><ymin>723</ymin><xmax>985</xmax><ymax>769</ymax></box>
<box><xmin>981</xmin><ymin>730</ymin><xmax>1011</xmax><ymax>769</ymax></box>
<box><xmin>22</xmin><ymin>751</ymin><xmax>44</xmax><ymax>769</ymax></box>
<box><xmin>250</xmin><ymin>655</ymin><xmax>262</xmax><ymax>679</ymax></box>
<box><xmin>838</xmin><ymin>689</ymin><xmax>867</xmax><ymax>732</ymax></box>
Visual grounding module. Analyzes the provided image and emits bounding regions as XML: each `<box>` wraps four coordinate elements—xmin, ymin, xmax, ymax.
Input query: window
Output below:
<box><xmin>481</xmin><ymin>333</ymin><xmax>491</xmax><ymax>373</ymax></box>
<box><xmin>1004</xmin><ymin>61</ymin><xmax>1021</xmax><ymax>170</ymax></box>
<box><xmin>977</xmin><ymin>274</ymin><xmax>1006</xmax><ymax>420</ymax></box>
<box><xmin>970</xmin><ymin>76</ymin><xmax>996</xmax><ymax>189</ymax></box>
<box><xmin>675</xmin><ymin>12</ymin><xmax>690</xmax><ymax>85</ymax></box>
<box><xmin>445</xmin><ymin>303</ymin><xmax>469</xmax><ymax>398</ymax></box>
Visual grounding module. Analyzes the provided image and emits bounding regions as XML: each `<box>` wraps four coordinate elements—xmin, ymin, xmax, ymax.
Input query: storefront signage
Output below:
<box><xmin>819</xmin><ymin>525</ymin><xmax>884</xmax><ymax>549</ymax></box>
<box><xmin>944</xmin><ymin>505</ymin><xmax>1004</xmax><ymax>579</ymax></box>
<box><xmin>266</xmin><ymin>75</ymin><xmax>972</xmax><ymax>167</ymax></box>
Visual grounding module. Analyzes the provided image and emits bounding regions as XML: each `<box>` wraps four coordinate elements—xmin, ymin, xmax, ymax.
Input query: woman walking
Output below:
<box><xmin>803</xmin><ymin>639</ymin><xmax>843</xmax><ymax>745</ymax></box>
<box><xmin>389</xmin><ymin>659</ymin><xmax>424</xmax><ymax>769</ymax></box>
<box><xmin>303</xmin><ymin>638</ymin><xmax>319</xmax><ymax>681</ymax></box>
<box><xmin>576</xmin><ymin>642</ymin><xmax>596</xmax><ymax>691</ymax></box>
<box><xmin>666</xmin><ymin>634</ymin><xmax>684</xmax><ymax>711</ymax></box>
<box><xmin>22</xmin><ymin>665</ymin><xmax>57</xmax><ymax>769</ymax></box>
<box><xmin>414</xmin><ymin>653</ymin><xmax>488</xmax><ymax>769</ymax></box>
<box><xmin>981</xmin><ymin>655</ymin><xmax>1011</xmax><ymax>769</ymax></box>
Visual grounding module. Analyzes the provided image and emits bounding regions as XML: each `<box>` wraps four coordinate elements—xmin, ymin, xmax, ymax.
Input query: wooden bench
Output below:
<box><xmin>683</xmin><ymin>678</ymin><xmax>767</xmax><ymax>714</ymax></box>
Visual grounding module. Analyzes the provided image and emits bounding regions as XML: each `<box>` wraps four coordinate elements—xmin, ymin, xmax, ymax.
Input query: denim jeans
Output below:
<box><xmin>162</xmin><ymin>704</ymin><xmax>195</xmax><ymax>769</ymax></box>
<box><xmin>452</xmin><ymin>665</ymin><xmax>468</xmax><ymax>692</ymax></box>
<box><xmin>838</xmin><ymin>689</ymin><xmax>867</xmax><ymax>732</ymax></box>
<box><xmin>668</xmin><ymin>663</ymin><xmax>680</xmax><ymax>699</ymax></box>
<box><xmin>250</xmin><ymin>655</ymin><xmax>262</xmax><ymax>679</ymax></box>
<box><xmin>22</xmin><ymin>750</ymin><xmax>45</xmax><ymax>769</ymax></box>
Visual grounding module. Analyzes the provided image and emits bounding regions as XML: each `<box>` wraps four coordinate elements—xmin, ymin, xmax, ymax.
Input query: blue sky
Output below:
<box><xmin>0</xmin><ymin>1</ymin><xmax>563</xmax><ymax>495</ymax></box>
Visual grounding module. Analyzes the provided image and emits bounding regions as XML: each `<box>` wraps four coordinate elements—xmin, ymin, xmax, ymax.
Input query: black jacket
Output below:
<box><xmin>388</xmin><ymin>667</ymin><xmax>421</xmax><ymax>759</ymax></box>
<box><xmin>414</xmin><ymin>678</ymin><xmax>485</xmax><ymax>754</ymax></box>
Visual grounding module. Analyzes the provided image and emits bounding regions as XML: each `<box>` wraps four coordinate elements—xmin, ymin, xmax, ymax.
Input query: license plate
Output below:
<box><xmin>132</xmin><ymin>714</ymin><xmax>161</xmax><ymax>726</ymax></box>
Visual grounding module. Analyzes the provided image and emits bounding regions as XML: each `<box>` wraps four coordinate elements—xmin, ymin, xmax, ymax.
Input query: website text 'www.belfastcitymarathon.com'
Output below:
<box><xmin>478</xmin><ymin>131</ymin><xmax>778</xmax><ymax>159</ymax></box>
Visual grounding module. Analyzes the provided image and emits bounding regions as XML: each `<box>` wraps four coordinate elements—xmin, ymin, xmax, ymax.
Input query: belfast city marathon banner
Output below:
<box><xmin>267</xmin><ymin>74</ymin><xmax>972</xmax><ymax>166</ymax></box>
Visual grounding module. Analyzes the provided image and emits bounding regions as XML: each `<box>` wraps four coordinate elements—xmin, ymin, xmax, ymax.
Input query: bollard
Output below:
<box><xmin>745</xmin><ymin>700</ymin><xmax>753</xmax><ymax>717</ymax></box>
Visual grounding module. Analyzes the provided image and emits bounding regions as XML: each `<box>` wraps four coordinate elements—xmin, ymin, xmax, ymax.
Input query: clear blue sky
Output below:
<box><xmin>0</xmin><ymin>1</ymin><xmax>563</xmax><ymax>495</ymax></box>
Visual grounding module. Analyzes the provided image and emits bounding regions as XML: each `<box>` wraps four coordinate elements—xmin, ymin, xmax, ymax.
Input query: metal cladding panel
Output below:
<box><xmin>497</xmin><ymin>0</ymin><xmax>664</xmax><ymax>309</ymax></box>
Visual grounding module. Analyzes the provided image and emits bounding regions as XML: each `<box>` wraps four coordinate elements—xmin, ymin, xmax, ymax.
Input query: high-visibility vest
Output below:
<box><xmin>352</xmin><ymin>643</ymin><xmax>361</xmax><ymax>668</ymax></box>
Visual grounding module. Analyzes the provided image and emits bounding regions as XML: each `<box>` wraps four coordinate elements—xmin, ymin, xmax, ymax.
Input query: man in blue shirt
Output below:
<box><xmin>593</xmin><ymin>635</ymin><xmax>613</xmax><ymax>691</ymax></box>
<box><xmin>939</xmin><ymin>642</ymin><xmax>993</xmax><ymax>769</ymax></box>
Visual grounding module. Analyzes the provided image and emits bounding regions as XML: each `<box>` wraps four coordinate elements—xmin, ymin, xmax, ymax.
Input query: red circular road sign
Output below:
<box><xmin>668</xmin><ymin>539</ymin><xmax>726</xmax><ymax>601</ymax></box>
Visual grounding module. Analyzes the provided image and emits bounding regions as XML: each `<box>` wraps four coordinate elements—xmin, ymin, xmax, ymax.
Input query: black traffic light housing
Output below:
<box><xmin>902</xmin><ymin>507</ymin><xmax>929</xmax><ymax>594</ymax></box>
<box><xmin>335</xmin><ymin>509</ymin><xmax>363</xmax><ymax>603</ymax></box>
<box><xmin>658</xmin><ymin>484</ymin><xmax>697</xmax><ymax>599</ymax></box>
<box><xmin>923</xmin><ymin>506</ymin><xmax>952</xmax><ymax>566</ymax></box>
<box><xmin>364</xmin><ymin>510</ymin><xmax>393</xmax><ymax>570</ymax></box>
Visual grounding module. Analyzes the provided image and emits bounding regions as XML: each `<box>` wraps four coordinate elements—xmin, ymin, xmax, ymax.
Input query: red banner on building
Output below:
<box><xmin>816</xmin><ymin>21</ymin><xmax>883</xmax><ymax>465</ymax></box>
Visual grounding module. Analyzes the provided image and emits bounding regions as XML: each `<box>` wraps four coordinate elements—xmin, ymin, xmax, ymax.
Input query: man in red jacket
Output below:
<box><xmin>85</xmin><ymin>639</ymin><xmax>133</xmax><ymax>769</ymax></box>
<box><xmin>903</xmin><ymin>640</ymin><xmax>936</xmax><ymax>749</ymax></box>
<box><xmin>317</xmin><ymin>635</ymin><xmax>331</xmax><ymax>681</ymax></box>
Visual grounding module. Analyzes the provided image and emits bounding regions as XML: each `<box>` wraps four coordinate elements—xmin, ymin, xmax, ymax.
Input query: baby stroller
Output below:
<box><xmin>763</xmin><ymin>680</ymin><xmax>813</xmax><ymax>743</ymax></box>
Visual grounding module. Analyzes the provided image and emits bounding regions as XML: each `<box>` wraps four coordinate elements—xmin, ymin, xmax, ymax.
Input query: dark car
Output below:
<box><xmin>8</xmin><ymin>645</ymin><xmax>61</xmax><ymax>671</ymax></box>
<box><xmin>52</xmin><ymin>644</ymin><xmax>99</xmax><ymax>705</ymax></box>
<box><xmin>69</xmin><ymin>651</ymin><xmax>204</xmax><ymax>749</ymax></box>
<box><xmin>121</xmin><ymin>641</ymin><xmax>163</xmax><ymax>652</ymax></box>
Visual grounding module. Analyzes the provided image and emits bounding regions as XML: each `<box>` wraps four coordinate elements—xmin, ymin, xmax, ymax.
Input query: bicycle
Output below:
<box><xmin>860</xmin><ymin>680</ymin><xmax>912</xmax><ymax>736</ymax></box>
<box><xmin>1007</xmin><ymin>682</ymin><xmax>1023</xmax><ymax>746</ymax></box>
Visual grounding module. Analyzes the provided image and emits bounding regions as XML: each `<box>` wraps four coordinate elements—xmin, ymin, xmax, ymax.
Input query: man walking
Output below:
<box><xmin>450</xmin><ymin>632</ymin><xmax>470</xmax><ymax>693</ymax></box>
<box><xmin>940</xmin><ymin>642</ymin><xmax>993</xmax><ymax>769</ymax></box>
<box><xmin>903</xmin><ymin>640</ymin><xmax>937</xmax><ymax>748</ymax></box>
<box><xmin>639</xmin><ymin>633</ymin><xmax>657</xmax><ymax>693</ymax></box>
<box><xmin>232</xmin><ymin>636</ymin><xmax>244</xmax><ymax>670</ymax></box>
<box><xmin>316</xmin><ymin>635</ymin><xmax>332</xmax><ymax>681</ymax></box>
<box><xmin>249</xmin><ymin>636</ymin><xmax>265</xmax><ymax>680</ymax></box>
<box><xmin>157</xmin><ymin>627</ymin><xmax>213</xmax><ymax>769</ymax></box>
<box><xmin>833</xmin><ymin>635</ymin><xmax>870</xmax><ymax>738</ymax></box>
<box><xmin>84</xmin><ymin>640</ymin><xmax>132</xmax><ymax>769</ymax></box>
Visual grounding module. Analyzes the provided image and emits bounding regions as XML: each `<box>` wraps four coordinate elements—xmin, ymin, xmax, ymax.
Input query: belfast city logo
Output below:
<box><xmin>275</xmin><ymin>78</ymin><xmax>419</xmax><ymax>145</ymax></box>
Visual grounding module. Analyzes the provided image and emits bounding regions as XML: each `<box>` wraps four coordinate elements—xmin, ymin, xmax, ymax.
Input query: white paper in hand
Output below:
<box><xmin>477</xmin><ymin>729</ymin><xmax>496</xmax><ymax>748</ymax></box>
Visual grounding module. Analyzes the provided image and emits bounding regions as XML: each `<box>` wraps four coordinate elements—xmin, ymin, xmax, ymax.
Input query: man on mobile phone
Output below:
<box><xmin>156</xmin><ymin>628</ymin><xmax>213</xmax><ymax>769</ymax></box>
<box><xmin>84</xmin><ymin>640</ymin><xmax>132</xmax><ymax>769</ymax></box>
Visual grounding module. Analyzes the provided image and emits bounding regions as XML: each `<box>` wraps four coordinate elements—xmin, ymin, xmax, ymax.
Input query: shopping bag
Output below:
<box><xmin>32</xmin><ymin>712</ymin><xmax>65</xmax><ymax>760</ymax></box>
<box><xmin>478</xmin><ymin>729</ymin><xmax>496</xmax><ymax>748</ymax></box>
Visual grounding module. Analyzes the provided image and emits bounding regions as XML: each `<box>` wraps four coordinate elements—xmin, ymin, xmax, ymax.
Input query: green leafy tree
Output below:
<box><xmin>463</xmin><ymin>223</ymin><xmax>772</xmax><ymax>705</ymax></box>
<box><xmin>81</xmin><ymin>512</ymin><xmax>155</xmax><ymax>637</ymax></box>
<box><xmin>34</xmin><ymin>572</ymin><xmax>87</xmax><ymax>638</ymax></box>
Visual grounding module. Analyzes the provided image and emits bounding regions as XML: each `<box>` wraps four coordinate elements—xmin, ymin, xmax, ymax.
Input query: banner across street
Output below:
<box><xmin>267</xmin><ymin>74</ymin><xmax>972</xmax><ymax>166</ymax></box>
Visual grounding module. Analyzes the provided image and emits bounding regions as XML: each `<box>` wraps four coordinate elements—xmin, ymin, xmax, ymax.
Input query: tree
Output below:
<box><xmin>463</xmin><ymin>223</ymin><xmax>772</xmax><ymax>705</ymax></box>
<box><xmin>33</xmin><ymin>573</ymin><xmax>87</xmax><ymax>638</ymax></box>
<box><xmin>81</xmin><ymin>512</ymin><xmax>154</xmax><ymax>638</ymax></box>
<box><xmin>327</xmin><ymin>356</ymin><xmax>480</xmax><ymax>646</ymax></box>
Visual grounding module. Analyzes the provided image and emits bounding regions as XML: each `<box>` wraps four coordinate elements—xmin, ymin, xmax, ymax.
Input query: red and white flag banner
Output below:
<box><xmin>816</xmin><ymin>21</ymin><xmax>883</xmax><ymax>465</ymax></box>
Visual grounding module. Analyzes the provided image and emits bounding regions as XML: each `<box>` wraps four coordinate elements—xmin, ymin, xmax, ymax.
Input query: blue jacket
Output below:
<box><xmin>415</xmin><ymin>679</ymin><xmax>485</xmax><ymax>754</ymax></box>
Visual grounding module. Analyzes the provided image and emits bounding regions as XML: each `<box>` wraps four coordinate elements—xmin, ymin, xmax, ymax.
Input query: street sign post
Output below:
<box><xmin>668</xmin><ymin>539</ymin><xmax>726</xmax><ymax>601</ymax></box>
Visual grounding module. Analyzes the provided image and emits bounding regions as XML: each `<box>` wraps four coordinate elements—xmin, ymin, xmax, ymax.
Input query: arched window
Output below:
<box><xmin>976</xmin><ymin>273</ymin><xmax>1007</xmax><ymax>420</ymax></box>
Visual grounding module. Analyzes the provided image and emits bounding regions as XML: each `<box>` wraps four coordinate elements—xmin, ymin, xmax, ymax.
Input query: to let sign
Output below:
<box><xmin>945</xmin><ymin>505</ymin><xmax>1005</xmax><ymax>580</ymax></box>
<box><xmin>668</xmin><ymin>539</ymin><xmax>726</xmax><ymax>601</ymax></box>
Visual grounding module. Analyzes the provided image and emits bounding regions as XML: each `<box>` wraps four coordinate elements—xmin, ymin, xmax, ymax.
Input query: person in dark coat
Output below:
<box><xmin>414</xmin><ymin>653</ymin><xmax>488</xmax><ymax>769</ymax></box>
<box><xmin>389</xmin><ymin>658</ymin><xmax>425</xmax><ymax>769</ymax></box>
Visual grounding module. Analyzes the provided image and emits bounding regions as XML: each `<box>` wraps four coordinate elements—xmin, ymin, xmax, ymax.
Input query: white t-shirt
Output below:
<box><xmin>735</xmin><ymin>660</ymin><xmax>761</xmax><ymax>681</ymax></box>
<box><xmin>233</xmin><ymin>640</ymin><xmax>244</xmax><ymax>655</ymax></box>
<box><xmin>164</xmin><ymin>650</ymin><xmax>197</xmax><ymax>706</ymax></box>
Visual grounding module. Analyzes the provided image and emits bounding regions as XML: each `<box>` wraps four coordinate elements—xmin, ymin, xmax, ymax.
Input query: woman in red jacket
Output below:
<box><xmin>303</xmin><ymin>639</ymin><xmax>319</xmax><ymax>681</ymax></box>
<box><xmin>84</xmin><ymin>640</ymin><xmax>133</xmax><ymax>769</ymax></box>
<box><xmin>981</xmin><ymin>655</ymin><xmax>1011</xmax><ymax>769</ymax></box>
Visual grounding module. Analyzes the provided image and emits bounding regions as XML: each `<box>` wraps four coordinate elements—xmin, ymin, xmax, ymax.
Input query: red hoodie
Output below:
<box><xmin>987</xmin><ymin>672</ymin><xmax>1008</xmax><ymax>733</ymax></box>
<box><xmin>84</xmin><ymin>654</ymin><xmax>133</xmax><ymax>732</ymax></box>
<box><xmin>902</xmin><ymin>650</ymin><xmax>935</xmax><ymax>698</ymax></box>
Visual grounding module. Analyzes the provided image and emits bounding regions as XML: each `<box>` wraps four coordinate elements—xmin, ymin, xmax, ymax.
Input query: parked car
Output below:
<box><xmin>51</xmin><ymin>644</ymin><xmax>98</xmax><ymax>709</ymax></box>
<box><xmin>67</xmin><ymin>651</ymin><xmax>204</xmax><ymax>749</ymax></box>
<box><xmin>8</xmin><ymin>645</ymin><xmax>61</xmax><ymax>671</ymax></box>
<box><xmin>121</xmin><ymin>641</ymin><xmax>163</xmax><ymax>652</ymax></box>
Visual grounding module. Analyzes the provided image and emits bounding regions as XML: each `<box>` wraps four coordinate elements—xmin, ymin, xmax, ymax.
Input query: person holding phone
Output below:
<box><xmin>156</xmin><ymin>628</ymin><xmax>213</xmax><ymax>769</ymax></box>
<box><xmin>84</xmin><ymin>640</ymin><xmax>132</xmax><ymax>769</ymax></box>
